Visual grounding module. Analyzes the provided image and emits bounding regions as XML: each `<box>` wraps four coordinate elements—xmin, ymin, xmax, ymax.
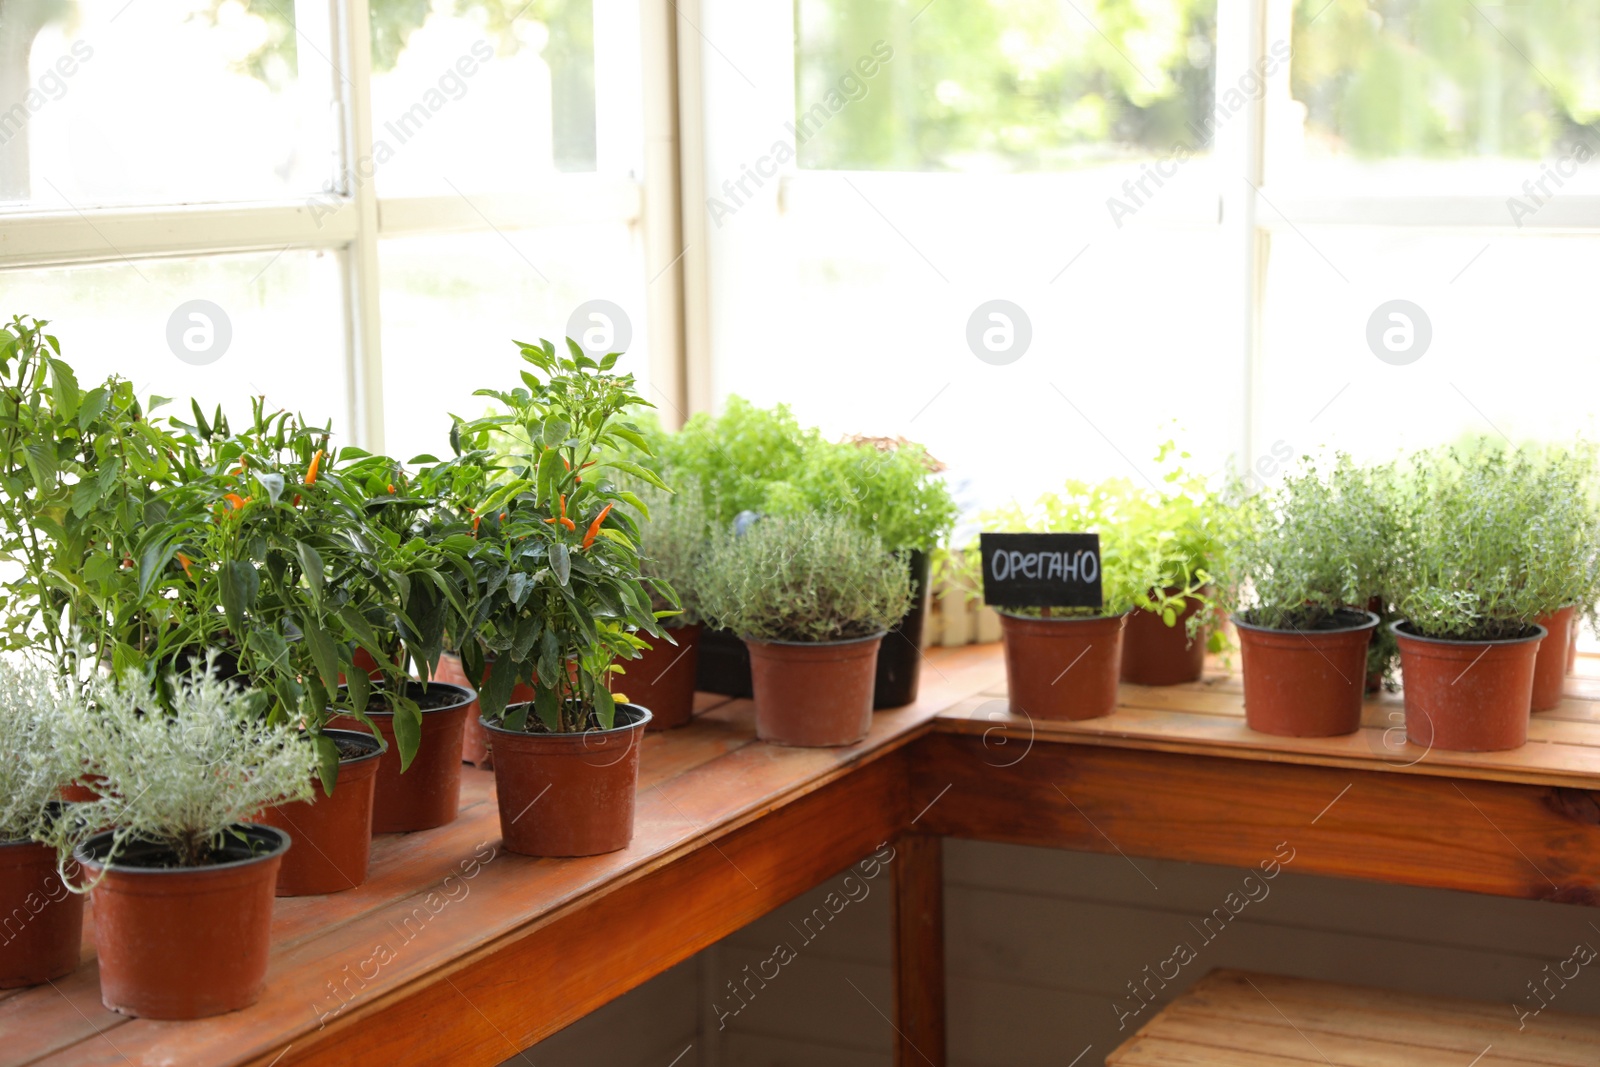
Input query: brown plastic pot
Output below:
<box><xmin>999</xmin><ymin>612</ymin><xmax>1126</xmax><ymax>722</ymax></box>
<box><xmin>1532</xmin><ymin>605</ymin><xmax>1576</xmax><ymax>711</ymax></box>
<box><xmin>1394</xmin><ymin>620</ymin><xmax>1545</xmax><ymax>752</ymax></box>
<box><xmin>1233</xmin><ymin>611</ymin><xmax>1378</xmax><ymax>737</ymax></box>
<box><xmin>485</xmin><ymin>704</ymin><xmax>652</xmax><ymax>857</ymax></box>
<box><xmin>0</xmin><ymin>838</ymin><xmax>84</xmax><ymax>988</ymax></box>
<box><xmin>437</xmin><ymin>652</ymin><xmax>537</xmax><ymax>768</ymax></box>
<box><xmin>329</xmin><ymin>681</ymin><xmax>476</xmax><ymax>833</ymax></box>
<box><xmin>1120</xmin><ymin>589</ymin><xmax>1208</xmax><ymax>686</ymax></box>
<box><xmin>626</xmin><ymin>624</ymin><xmax>702</xmax><ymax>731</ymax></box>
<box><xmin>76</xmin><ymin>825</ymin><xmax>287</xmax><ymax>1019</ymax></box>
<box><xmin>746</xmin><ymin>633</ymin><xmax>884</xmax><ymax>746</ymax></box>
<box><xmin>1569</xmin><ymin>621</ymin><xmax>1581</xmax><ymax>675</ymax></box>
<box><xmin>258</xmin><ymin>731</ymin><xmax>383</xmax><ymax>896</ymax></box>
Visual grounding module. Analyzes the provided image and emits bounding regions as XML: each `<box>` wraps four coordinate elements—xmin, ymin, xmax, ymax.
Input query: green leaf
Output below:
<box><xmin>253</xmin><ymin>471</ymin><xmax>285</xmax><ymax>505</ymax></box>
<box><xmin>541</xmin><ymin>418</ymin><xmax>570</xmax><ymax>448</ymax></box>
<box><xmin>47</xmin><ymin>358</ymin><xmax>80</xmax><ymax>420</ymax></box>
<box><xmin>534</xmin><ymin>683</ymin><xmax>560</xmax><ymax>731</ymax></box>
<box><xmin>480</xmin><ymin>652</ymin><xmax>519</xmax><ymax>720</ymax></box>
<box><xmin>77</xmin><ymin>386</ymin><xmax>109</xmax><ymax>430</ymax></box>
<box><xmin>136</xmin><ymin>538</ymin><xmax>177</xmax><ymax>599</ymax></box>
<box><xmin>314</xmin><ymin>733</ymin><xmax>341</xmax><ymax>795</ymax></box>
<box><xmin>302</xmin><ymin>617</ymin><xmax>342</xmax><ymax>695</ymax></box>
<box><xmin>550</xmin><ymin>542</ymin><xmax>570</xmax><ymax>586</ymax></box>
<box><xmin>296</xmin><ymin>540</ymin><xmax>325</xmax><ymax>594</ymax></box>
<box><xmin>600</xmin><ymin>459</ymin><xmax>670</xmax><ymax>491</ymax></box>
<box><xmin>190</xmin><ymin>398</ymin><xmax>212</xmax><ymax>439</ymax></box>
<box><xmin>24</xmin><ymin>439</ymin><xmax>57</xmax><ymax>490</ymax></box>
<box><xmin>594</xmin><ymin>685</ymin><xmax>615</xmax><ymax>730</ymax></box>
<box><xmin>392</xmin><ymin>697</ymin><xmax>422</xmax><ymax>771</ymax></box>
<box><xmin>220</xmin><ymin>560</ymin><xmax>260</xmax><ymax>634</ymax></box>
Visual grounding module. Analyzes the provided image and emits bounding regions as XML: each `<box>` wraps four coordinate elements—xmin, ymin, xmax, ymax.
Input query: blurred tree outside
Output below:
<box><xmin>795</xmin><ymin>0</ymin><xmax>1599</xmax><ymax>172</ymax></box>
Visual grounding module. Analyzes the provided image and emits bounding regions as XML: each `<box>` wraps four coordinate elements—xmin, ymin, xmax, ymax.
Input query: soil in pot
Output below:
<box><xmin>1233</xmin><ymin>610</ymin><xmax>1378</xmax><ymax>737</ymax></box>
<box><xmin>746</xmin><ymin>633</ymin><xmax>884</xmax><ymax>747</ymax></box>
<box><xmin>1394</xmin><ymin>620</ymin><xmax>1545</xmax><ymax>752</ymax></box>
<box><xmin>328</xmin><ymin>681</ymin><xmax>476</xmax><ymax>833</ymax></box>
<box><xmin>485</xmin><ymin>704</ymin><xmax>652</xmax><ymax>857</ymax></box>
<box><xmin>435</xmin><ymin>652</ymin><xmax>535</xmax><ymax>768</ymax></box>
<box><xmin>1000</xmin><ymin>612</ymin><xmax>1126</xmax><ymax>722</ymax></box>
<box><xmin>875</xmin><ymin>550</ymin><xmax>932</xmax><ymax>709</ymax></box>
<box><xmin>1120</xmin><ymin>589</ymin><xmax>1209</xmax><ymax>687</ymax></box>
<box><xmin>625</xmin><ymin>624</ymin><xmax>703</xmax><ymax>731</ymax></box>
<box><xmin>76</xmin><ymin>824</ymin><xmax>287</xmax><ymax>1019</ymax></box>
<box><xmin>1532</xmin><ymin>605</ymin><xmax>1576</xmax><ymax>711</ymax></box>
<box><xmin>0</xmin><ymin>838</ymin><xmax>84</xmax><ymax>988</ymax></box>
<box><xmin>258</xmin><ymin>730</ymin><xmax>383</xmax><ymax>896</ymax></box>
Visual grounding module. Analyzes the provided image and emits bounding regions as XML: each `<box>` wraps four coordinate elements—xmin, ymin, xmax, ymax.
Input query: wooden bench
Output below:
<box><xmin>1108</xmin><ymin>969</ymin><xmax>1600</xmax><ymax>1066</ymax></box>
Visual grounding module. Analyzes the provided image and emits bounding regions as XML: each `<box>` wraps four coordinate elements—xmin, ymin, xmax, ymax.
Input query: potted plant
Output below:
<box><xmin>763</xmin><ymin>435</ymin><xmax>959</xmax><ymax>707</ymax></box>
<box><xmin>1523</xmin><ymin>440</ymin><xmax>1600</xmax><ymax>711</ymax></box>
<box><xmin>437</xmin><ymin>338</ymin><xmax>674</xmax><ymax>857</ymax></box>
<box><xmin>48</xmin><ymin>659</ymin><xmax>316</xmax><ymax>1019</ymax></box>
<box><xmin>1390</xmin><ymin>443</ymin><xmax>1597</xmax><ymax>750</ymax></box>
<box><xmin>1221</xmin><ymin>454</ymin><xmax>1390</xmax><ymax>737</ymax></box>
<box><xmin>649</xmin><ymin>398</ymin><xmax>814</xmax><ymax>697</ymax></box>
<box><xmin>623</xmin><ymin>479</ymin><xmax>710</xmax><ymax>730</ymax></box>
<box><xmin>699</xmin><ymin>511</ymin><xmax>912</xmax><ymax>746</ymax></box>
<box><xmin>0</xmin><ymin>659</ymin><xmax>84</xmax><ymax>988</ymax></box>
<box><xmin>974</xmin><ymin>481</ymin><xmax>1195</xmax><ymax>721</ymax></box>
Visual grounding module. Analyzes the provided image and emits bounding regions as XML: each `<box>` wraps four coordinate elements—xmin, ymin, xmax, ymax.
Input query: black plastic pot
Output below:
<box><xmin>873</xmin><ymin>550</ymin><xmax>932</xmax><ymax>708</ymax></box>
<box><xmin>696</xmin><ymin>550</ymin><xmax>932</xmax><ymax>709</ymax></box>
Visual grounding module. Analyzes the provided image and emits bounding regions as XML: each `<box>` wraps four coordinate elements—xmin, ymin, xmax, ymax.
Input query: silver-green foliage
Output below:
<box><xmin>700</xmin><ymin>512</ymin><xmax>913</xmax><ymax>643</ymax></box>
<box><xmin>1224</xmin><ymin>454</ymin><xmax>1396</xmax><ymax>630</ymax></box>
<box><xmin>0</xmin><ymin>658</ymin><xmax>79</xmax><ymax>844</ymax></box>
<box><xmin>1391</xmin><ymin>440</ymin><xmax>1600</xmax><ymax>641</ymax></box>
<box><xmin>632</xmin><ymin>478</ymin><xmax>711</xmax><ymax>626</ymax></box>
<box><xmin>48</xmin><ymin>658</ymin><xmax>317</xmax><ymax>872</ymax></box>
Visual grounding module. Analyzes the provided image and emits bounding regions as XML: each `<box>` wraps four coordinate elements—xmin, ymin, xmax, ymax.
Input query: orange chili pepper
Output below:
<box><xmin>473</xmin><ymin>515</ymin><xmax>482</xmax><ymax>533</ymax></box>
<box><xmin>581</xmin><ymin>503</ymin><xmax>613</xmax><ymax>550</ymax></box>
<box><xmin>387</xmin><ymin>483</ymin><xmax>396</xmax><ymax>494</ymax></box>
<box><xmin>542</xmin><ymin>494</ymin><xmax>577</xmax><ymax>531</ymax></box>
<box><xmin>304</xmin><ymin>449</ymin><xmax>324</xmax><ymax>486</ymax></box>
<box><xmin>224</xmin><ymin>493</ymin><xmax>248</xmax><ymax>511</ymax></box>
<box><xmin>177</xmin><ymin>553</ymin><xmax>194</xmax><ymax>579</ymax></box>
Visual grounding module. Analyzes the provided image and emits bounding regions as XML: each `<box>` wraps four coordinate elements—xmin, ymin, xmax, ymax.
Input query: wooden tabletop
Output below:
<box><xmin>10</xmin><ymin>644</ymin><xmax>1600</xmax><ymax>1067</ymax></box>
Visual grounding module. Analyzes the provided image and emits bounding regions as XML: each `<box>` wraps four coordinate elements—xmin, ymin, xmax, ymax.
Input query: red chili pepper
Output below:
<box><xmin>304</xmin><ymin>449</ymin><xmax>324</xmax><ymax>486</ymax></box>
<box><xmin>581</xmin><ymin>503</ymin><xmax>613</xmax><ymax>550</ymax></box>
<box><xmin>292</xmin><ymin>493</ymin><xmax>301</xmax><ymax>507</ymax></box>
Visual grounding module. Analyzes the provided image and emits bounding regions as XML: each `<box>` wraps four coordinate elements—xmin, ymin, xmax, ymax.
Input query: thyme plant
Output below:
<box><xmin>699</xmin><ymin>512</ymin><xmax>913</xmax><ymax>643</ymax></box>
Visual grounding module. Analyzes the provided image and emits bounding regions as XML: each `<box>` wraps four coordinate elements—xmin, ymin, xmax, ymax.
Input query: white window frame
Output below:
<box><xmin>0</xmin><ymin>0</ymin><xmax>691</xmax><ymax>451</ymax></box>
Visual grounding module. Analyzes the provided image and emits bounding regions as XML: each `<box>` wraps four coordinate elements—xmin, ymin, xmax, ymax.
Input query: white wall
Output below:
<box><xmin>509</xmin><ymin>839</ymin><xmax>1600</xmax><ymax>1065</ymax></box>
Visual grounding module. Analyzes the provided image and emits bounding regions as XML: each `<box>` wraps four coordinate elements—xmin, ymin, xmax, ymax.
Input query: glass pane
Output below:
<box><xmin>711</xmin><ymin>179</ymin><xmax>1236</xmax><ymax>512</ymax></box>
<box><xmin>0</xmin><ymin>249</ymin><xmax>349</xmax><ymax>430</ymax></box>
<box><xmin>368</xmin><ymin>0</ymin><xmax>628</xmax><ymax>195</ymax></box>
<box><xmin>0</xmin><ymin>0</ymin><xmax>338</xmax><ymax>207</ymax></box>
<box><xmin>794</xmin><ymin>0</ymin><xmax>1218</xmax><ymax>171</ymax></box>
<box><xmin>378</xmin><ymin>223</ymin><xmax>649</xmax><ymax>462</ymax></box>
<box><xmin>1259</xmin><ymin>227</ymin><xmax>1600</xmax><ymax>462</ymax></box>
<box><xmin>1271</xmin><ymin>0</ymin><xmax>1600</xmax><ymax>194</ymax></box>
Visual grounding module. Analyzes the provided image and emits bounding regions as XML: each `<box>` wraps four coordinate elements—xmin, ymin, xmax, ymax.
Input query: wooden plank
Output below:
<box><xmin>911</xmin><ymin>731</ymin><xmax>1600</xmax><ymax>905</ymax></box>
<box><xmin>1110</xmin><ymin>970</ymin><xmax>1600</xmax><ymax>1066</ymax></box>
<box><xmin>937</xmin><ymin>697</ymin><xmax>1600</xmax><ymax>791</ymax></box>
<box><xmin>891</xmin><ymin>833</ymin><xmax>945</xmax><ymax>1067</ymax></box>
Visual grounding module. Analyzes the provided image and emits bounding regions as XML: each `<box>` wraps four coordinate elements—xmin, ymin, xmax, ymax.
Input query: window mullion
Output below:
<box><xmin>335</xmin><ymin>0</ymin><xmax>385</xmax><ymax>453</ymax></box>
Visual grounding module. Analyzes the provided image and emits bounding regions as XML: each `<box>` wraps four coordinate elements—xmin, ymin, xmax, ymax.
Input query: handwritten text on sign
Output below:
<box><xmin>979</xmin><ymin>532</ymin><xmax>1104</xmax><ymax>610</ymax></box>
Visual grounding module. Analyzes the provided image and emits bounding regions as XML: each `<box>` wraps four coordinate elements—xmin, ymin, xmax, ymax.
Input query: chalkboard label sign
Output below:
<box><xmin>979</xmin><ymin>532</ymin><xmax>1103</xmax><ymax>610</ymax></box>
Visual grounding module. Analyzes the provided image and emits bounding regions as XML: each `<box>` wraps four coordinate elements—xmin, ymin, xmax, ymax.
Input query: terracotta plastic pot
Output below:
<box><xmin>259</xmin><ymin>731</ymin><xmax>383</xmax><ymax>896</ymax></box>
<box><xmin>625</xmin><ymin>624</ymin><xmax>702</xmax><ymax>731</ymax></box>
<box><xmin>0</xmin><ymin>838</ymin><xmax>84</xmax><ymax>988</ymax></box>
<box><xmin>1532</xmin><ymin>605</ymin><xmax>1576</xmax><ymax>711</ymax></box>
<box><xmin>1233</xmin><ymin>611</ymin><xmax>1378</xmax><ymax>737</ymax></box>
<box><xmin>76</xmin><ymin>825</ymin><xmax>287</xmax><ymax>1019</ymax></box>
<box><xmin>1120</xmin><ymin>589</ymin><xmax>1209</xmax><ymax>687</ymax></box>
<box><xmin>485</xmin><ymin>704</ymin><xmax>652</xmax><ymax>857</ymax></box>
<box><xmin>1569</xmin><ymin>621</ymin><xmax>1581</xmax><ymax>676</ymax></box>
<box><xmin>999</xmin><ymin>613</ymin><xmax>1126</xmax><ymax>722</ymax></box>
<box><xmin>437</xmin><ymin>652</ymin><xmax>537</xmax><ymax>768</ymax></box>
<box><xmin>329</xmin><ymin>681</ymin><xmax>476</xmax><ymax>833</ymax></box>
<box><xmin>746</xmin><ymin>633</ymin><xmax>884</xmax><ymax>746</ymax></box>
<box><xmin>1394</xmin><ymin>620</ymin><xmax>1545</xmax><ymax>752</ymax></box>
